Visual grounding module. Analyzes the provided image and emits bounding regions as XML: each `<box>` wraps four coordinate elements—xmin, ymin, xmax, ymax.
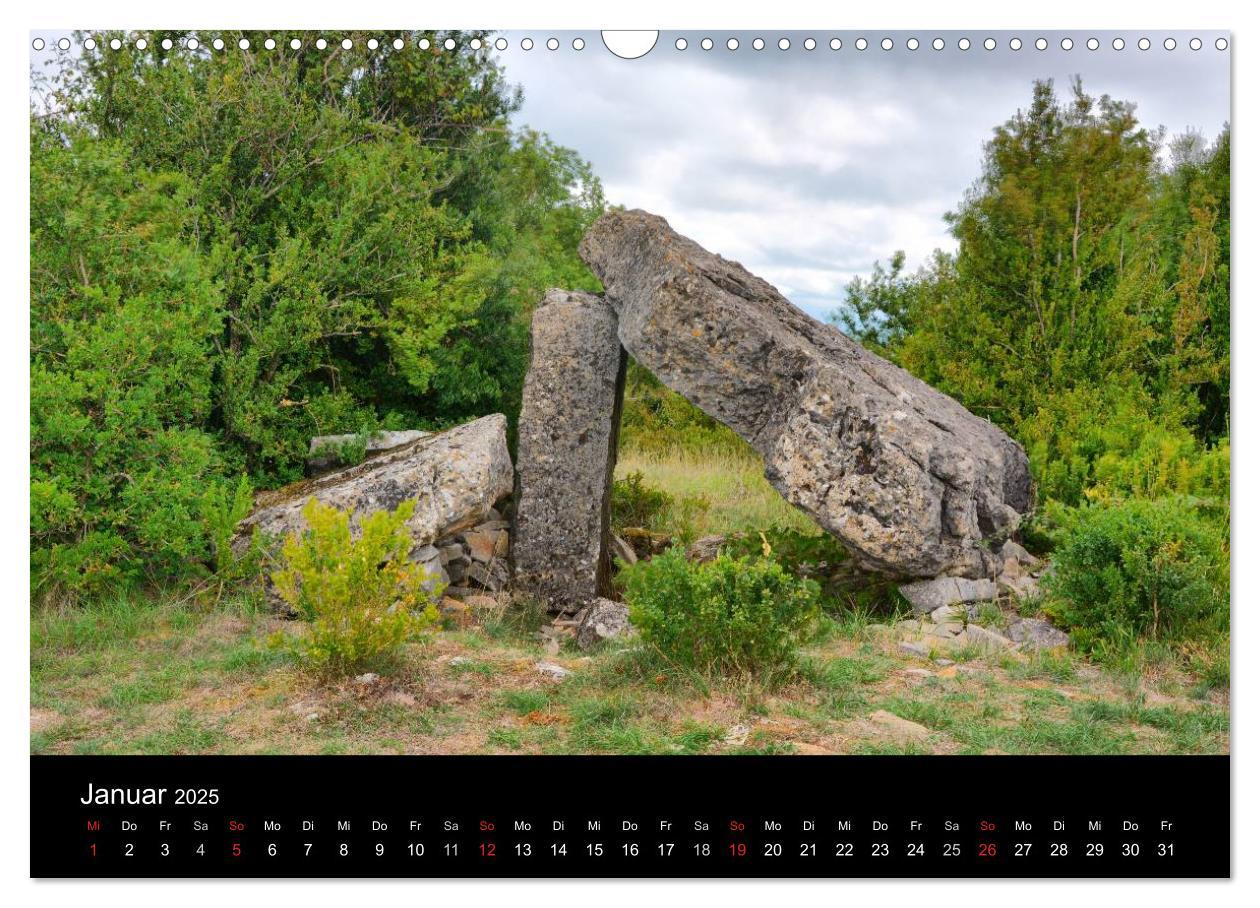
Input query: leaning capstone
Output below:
<box><xmin>579</xmin><ymin>210</ymin><xmax>1033</xmax><ymax>579</ymax></box>
<box><xmin>513</xmin><ymin>290</ymin><xmax>627</xmax><ymax>613</ymax></box>
<box><xmin>236</xmin><ymin>414</ymin><xmax>513</xmax><ymax>557</ymax></box>
<box><xmin>575</xmin><ymin>598</ymin><xmax>632</xmax><ymax>649</ymax></box>
<box><xmin>899</xmin><ymin>577</ymin><xmax>997</xmax><ymax>615</ymax></box>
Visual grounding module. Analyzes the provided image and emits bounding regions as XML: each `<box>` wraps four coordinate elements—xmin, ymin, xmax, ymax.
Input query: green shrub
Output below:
<box><xmin>724</xmin><ymin>526</ymin><xmax>851</xmax><ymax>577</ymax></box>
<box><xmin>309</xmin><ymin>434</ymin><xmax>371</xmax><ymax>470</ymax></box>
<box><xmin>611</xmin><ymin>471</ymin><xmax>673</xmax><ymax>530</ymax></box>
<box><xmin>1044</xmin><ymin>497</ymin><xmax>1228</xmax><ymax>655</ymax></box>
<box><xmin>200</xmin><ymin>475</ymin><xmax>256</xmax><ymax>575</ymax></box>
<box><xmin>32</xmin><ymin>33</ymin><xmax>604</xmax><ymax>597</ymax></box>
<box><xmin>271</xmin><ymin>499</ymin><xmax>440</xmax><ymax>677</ymax></box>
<box><xmin>620</xmin><ymin>548</ymin><xmax>821</xmax><ymax>681</ymax></box>
<box><xmin>617</xmin><ymin>361</ymin><xmax>750</xmax><ymax>458</ymax></box>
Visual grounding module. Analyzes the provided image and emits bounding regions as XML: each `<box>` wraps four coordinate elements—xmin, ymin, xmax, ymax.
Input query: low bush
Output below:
<box><xmin>611</xmin><ymin>471</ymin><xmax>673</xmax><ymax>530</ymax></box>
<box><xmin>271</xmin><ymin>499</ymin><xmax>440</xmax><ymax>677</ymax></box>
<box><xmin>619</xmin><ymin>547</ymin><xmax>821</xmax><ymax>681</ymax></box>
<box><xmin>724</xmin><ymin>526</ymin><xmax>851</xmax><ymax>576</ymax></box>
<box><xmin>1043</xmin><ymin>497</ymin><xmax>1228</xmax><ymax>656</ymax></box>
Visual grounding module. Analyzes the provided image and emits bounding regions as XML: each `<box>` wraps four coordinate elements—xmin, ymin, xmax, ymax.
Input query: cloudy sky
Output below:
<box><xmin>503</xmin><ymin>30</ymin><xmax>1231</xmax><ymax>319</ymax></box>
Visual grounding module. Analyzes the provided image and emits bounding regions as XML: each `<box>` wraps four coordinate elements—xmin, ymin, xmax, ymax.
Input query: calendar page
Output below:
<box><xmin>27</xmin><ymin>26</ymin><xmax>1231</xmax><ymax>879</ymax></box>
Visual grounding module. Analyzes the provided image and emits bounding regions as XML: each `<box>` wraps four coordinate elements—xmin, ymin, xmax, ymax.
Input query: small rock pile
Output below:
<box><xmin>881</xmin><ymin>540</ymin><xmax>1068</xmax><ymax>656</ymax></box>
<box><xmin>429</xmin><ymin>506</ymin><xmax>513</xmax><ymax>596</ymax></box>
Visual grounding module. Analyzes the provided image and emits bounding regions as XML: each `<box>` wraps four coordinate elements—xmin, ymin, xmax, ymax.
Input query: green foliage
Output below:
<box><xmin>1043</xmin><ymin>498</ymin><xmax>1228</xmax><ymax>656</ymax></box>
<box><xmin>200</xmin><ymin>475</ymin><xmax>256</xmax><ymax>575</ymax></box>
<box><xmin>1020</xmin><ymin>383</ymin><xmax>1229</xmax><ymax>509</ymax></box>
<box><xmin>30</xmin><ymin>128</ymin><xmax>231</xmax><ymax>599</ymax></box>
<box><xmin>618</xmin><ymin>361</ymin><xmax>750</xmax><ymax>457</ymax></box>
<box><xmin>32</xmin><ymin>30</ymin><xmax>603</xmax><ymax>598</ymax></box>
<box><xmin>610</xmin><ymin>471</ymin><xmax>673</xmax><ymax>530</ymax></box>
<box><xmin>309</xmin><ymin>434</ymin><xmax>371</xmax><ymax>470</ymax></box>
<box><xmin>620</xmin><ymin>548</ymin><xmax>821</xmax><ymax>681</ymax></box>
<box><xmin>271</xmin><ymin>499</ymin><xmax>440</xmax><ymax>676</ymax></box>
<box><xmin>724</xmin><ymin>526</ymin><xmax>851</xmax><ymax>576</ymax></box>
<box><xmin>832</xmin><ymin>81</ymin><xmax>1229</xmax><ymax>500</ymax></box>
<box><xmin>829</xmin><ymin>79</ymin><xmax>1230</xmax><ymax>658</ymax></box>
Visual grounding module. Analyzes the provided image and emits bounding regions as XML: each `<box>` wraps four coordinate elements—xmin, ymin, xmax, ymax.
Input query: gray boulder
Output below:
<box><xmin>686</xmin><ymin>534</ymin><xmax>727</xmax><ymax>563</ymax></box>
<box><xmin>579</xmin><ymin>210</ymin><xmax>1033</xmax><ymax>579</ymax></box>
<box><xmin>409</xmin><ymin>543</ymin><xmax>450</xmax><ymax>594</ymax></box>
<box><xmin>899</xmin><ymin>576</ymin><xmax>997</xmax><ymax>614</ymax></box>
<box><xmin>1006</xmin><ymin>617</ymin><xmax>1070</xmax><ymax>651</ymax></box>
<box><xmin>513</xmin><ymin>289</ymin><xmax>627</xmax><ymax>613</ymax></box>
<box><xmin>576</xmin><ymin>598</ymin><xmax>633</xmax><ymax>649</ymax></box>
<box><xmin>237</xmin><ymin>414</ymin><xmax>513</xmax><ymax>557</ymax></box>
<box><xmin>1001</xmin><ymin>539</ymin><xmax>1040</xmax><ymax>568</ymax></box>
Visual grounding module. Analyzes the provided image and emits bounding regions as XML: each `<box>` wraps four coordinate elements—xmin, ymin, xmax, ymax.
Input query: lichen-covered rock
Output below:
<box><xmin>899</xmin><ymin>576</ymin><xmax>998</xmax><ymax>615</ymax></box>
<box><xmin>686</xmin><ymin>534</ymin><xmax>727</xmax><ymax>564</ymax></box>
<box><xmin>575</xmin><ymin>598</ymin><xmax>632</xmax><ymax>649</ymax></box>
<box><xmin>236</xmin><ymin>414</ymin><xmax>513</xmax><ymax>556</ymax></box>
<box><xmin>1006</xmin><ymin>617</ymin><xmax>1070</xmax><ymax>651</ymax></box>
<box><xmin>579</xmin><ymin>210</ymin><xmax>1033</xmax><ymax>578</ymax></box>
<box><xmin>513</xmin><ymin>289</ymin><xmax>627</xmax><ymax>613</ymax></box>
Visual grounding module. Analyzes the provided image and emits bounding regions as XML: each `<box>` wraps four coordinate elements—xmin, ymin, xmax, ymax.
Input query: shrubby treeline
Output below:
<box><xmin>31</xmin><ymin>30</ymin><xmax>603</xmax><ymax>599</ymax></box>
<box><xmin>834</xmin><ymin>79</ymin><xmax>1229</xmax><ymax>651</ymax></box>
<box><xmin>837</xmin><ymin>79</ymin><xmax>1229</xmax><ymax>510</ymax></box>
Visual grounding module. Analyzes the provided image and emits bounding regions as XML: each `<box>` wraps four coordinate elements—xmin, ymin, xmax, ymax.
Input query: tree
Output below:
<box><xmin>830</xmin><ymin>79</ymin><xmax>1229</xmax><ymax>511</ymax></box>
<box><xmin>31</xmin><ymin>30</ymin><xmax>604</xmax><ymax>598</ymax></box>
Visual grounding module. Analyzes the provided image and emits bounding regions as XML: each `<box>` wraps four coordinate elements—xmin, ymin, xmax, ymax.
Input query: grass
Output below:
<box><xmin>615</xmin><ymin>447</ymin><xmax>817</xmax><ymax>537</ymax></box>
<box><xmin>30</xmin><ymin>588</ymin><xmax>1228</xmax><ymax>756</ymax></box>
<box><xmin>29</xmin><ymin>439</ymin><xmax>1228</xmax><ymax>757</ymax></box>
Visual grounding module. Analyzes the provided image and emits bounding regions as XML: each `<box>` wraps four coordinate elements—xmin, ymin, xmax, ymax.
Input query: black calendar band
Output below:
<box><xmin>31</xmin><ymin>754</ymin><xmax>1229</xmax><ymax>878</ymax></box>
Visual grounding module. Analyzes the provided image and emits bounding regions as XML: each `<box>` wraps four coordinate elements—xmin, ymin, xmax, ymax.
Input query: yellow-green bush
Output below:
<box><xmin>271</xmin><ymin>499</ymin><xmax>440</xmax><ymax>677</ymax></box>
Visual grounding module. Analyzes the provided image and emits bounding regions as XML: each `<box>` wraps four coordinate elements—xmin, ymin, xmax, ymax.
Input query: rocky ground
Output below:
<box><xmin>31</xmin><ymin>591</ymin><xmax>1227</xmax><ymax>757</ymax></box>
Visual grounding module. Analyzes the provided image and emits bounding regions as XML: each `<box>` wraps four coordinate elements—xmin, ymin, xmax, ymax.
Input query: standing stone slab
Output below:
<box><xmin>514</xmin><ymin>289</ymin><xmax>627</xmax><ymax>613</ymax></box>
<box><xmin>236</xmin><ymin>414</ymin><xmax>513</xmax><ymax>554</ymax></box>
<box><xmin>579</xmin><ymin>210</ymin><xmax>1034</xmax><ymax>579</ymax></box>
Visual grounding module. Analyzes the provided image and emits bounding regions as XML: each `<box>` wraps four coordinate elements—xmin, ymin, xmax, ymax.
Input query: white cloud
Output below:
<box><xmin>508</xmin><ymin>31</ymin><xmax>1230</xmax><ymax>320</ymax></box>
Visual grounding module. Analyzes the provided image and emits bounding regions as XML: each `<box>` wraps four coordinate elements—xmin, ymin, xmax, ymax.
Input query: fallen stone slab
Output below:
<box><xmin>899</xmin><ymin>576</ymin><xmax>997</xmax><ymax>614</ymax></box>
<box><xmin>898</xmin><ymin>640</ymin><xmax>931</xmax><ymax>658</ymax></box>
<box><xmin>929</xmin><ymin>604</ymin><xmax>967</xmax><ymax>623</ymax></box>
<box><xmin>535</xmin><ymin>661</ymin><xmax>572</xmax><ymax>680</ymax></box>
<box><xmin>513</xmin><ymin>289</ymin><xmax>627</xmax><ymax>613</ymax></box>
<box><xmin>579</xmin><ymin>210</ymin><xmax>1033</xmax><ymax>578</ymax></box>
<box><xmin>236</xmin><ymin>414</ymin><xmax>513</xmax><ymax>557</ymax></box>
<box><xmin>999</xmin><ymin>571</ymin><xmax>1040</xmax><ymax>600</ymax></box>
<box><xmin>307</xmin><ymin>429</ymin><xmax>429</xmax><ymax>475</ymax></box>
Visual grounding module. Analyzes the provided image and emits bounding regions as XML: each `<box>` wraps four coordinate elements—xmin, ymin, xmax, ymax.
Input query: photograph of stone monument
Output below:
<box><xmin>31</xmin><ymin>31</ymin><xmax>1229</xmax><ymax>756</ymax></box>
